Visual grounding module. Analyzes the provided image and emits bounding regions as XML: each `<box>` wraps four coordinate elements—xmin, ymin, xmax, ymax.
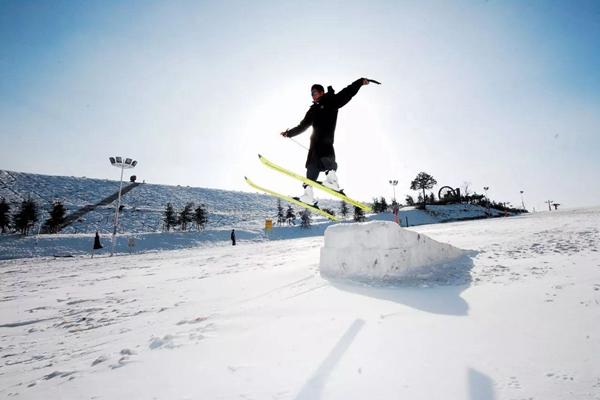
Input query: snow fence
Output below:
<box><xmin>320</xmin><ymin>221</ymin><xmax>466</xmax><ymax>282</ymax></box>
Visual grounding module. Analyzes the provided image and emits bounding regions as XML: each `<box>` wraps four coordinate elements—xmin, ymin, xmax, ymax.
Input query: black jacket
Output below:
<box><xmin>287</xmin><ymin>78</ymin><xmax>364</xmax><ymax>167</ymax></box>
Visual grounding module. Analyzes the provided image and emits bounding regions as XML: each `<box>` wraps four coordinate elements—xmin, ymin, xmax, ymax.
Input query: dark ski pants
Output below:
<box><xmin>306</xmin><ymin>156</ymin><xmax>337</xmax><ymax>181</ymax></box>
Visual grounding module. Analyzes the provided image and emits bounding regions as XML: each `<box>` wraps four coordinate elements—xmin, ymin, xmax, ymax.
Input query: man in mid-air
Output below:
<box><xmin>281</xmin><ymin>77</ymin><xmax>371</xmax><ymax>205</ymax></box>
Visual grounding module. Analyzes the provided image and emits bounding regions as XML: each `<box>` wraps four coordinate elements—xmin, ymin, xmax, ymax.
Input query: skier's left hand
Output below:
<box><xmin>280</xmin><ymin>129</ymin><xmax>289</xmax><ymax>137</ymax></box>
<box><xmin>362</xmin><ymin>78</ymin><xmax>370</xmax><ymax>85</ymax></box>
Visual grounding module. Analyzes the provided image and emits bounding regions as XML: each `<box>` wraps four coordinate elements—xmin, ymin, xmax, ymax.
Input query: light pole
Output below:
<box><xmin>520</xmin><ymin>190</ymin><xmax>525</xmax><ymax>210</ymax></box>
<box><xmin>389</xmin><ymin>180</ymin><xmax>398</xmax><ymax>204</ymax></box>
<box><xmin>109</xmin><ymin>156</ymin><xmax>137</xmax><ymax>256</ymax></box>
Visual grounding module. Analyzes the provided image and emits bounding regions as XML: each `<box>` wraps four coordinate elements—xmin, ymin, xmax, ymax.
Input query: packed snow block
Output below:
<box><xmin>320</xmin><ymin>221</ymin><xmax>466</xmax><ymax>281</ymax></box>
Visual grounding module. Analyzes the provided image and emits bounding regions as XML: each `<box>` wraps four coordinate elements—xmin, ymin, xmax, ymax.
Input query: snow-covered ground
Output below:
<box><xmin>0</xmin><ymin>203</ymin><xmax>500</xmax><ymax>261</ymax></box>
<box><xmin>1</xmin><ymin>169</ymin><xmax>512</xmax><ymax>261</ymax></box>
<box><xmin>2</xmin><ymin>207</ymin><xmax>598</xmax><ymax>399</ymax></box>
<box><xmin>0</xmin><ymin>204</ymin><xmax>508</xmax><ymax>261</ymax></box>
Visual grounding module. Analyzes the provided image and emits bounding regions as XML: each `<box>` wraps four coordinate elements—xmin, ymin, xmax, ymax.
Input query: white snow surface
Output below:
<box><xmin>2</xmin><ymin>207</ymin><xmax>599</xmax><ymax>399</ymax></box>
<box><xmin>320</xmin><ymin>221</ymin><xmax>467</xmax><ymax>282</ymax></box>
<box><xmin>0</xmin><ymin>206</ymin><xmax>507</xmax><ymax>261</ymax></box>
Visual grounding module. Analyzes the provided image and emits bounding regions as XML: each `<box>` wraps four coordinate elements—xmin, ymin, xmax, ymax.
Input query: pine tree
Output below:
<box><xmin>44</xmin><ymin>201</ymin><xmax>67</xmax><ymax>233</ymax></box>
<box><xmin>372</xmin><ymin>197</ymin><xmax>381</xmax><ymax>213</ymax></box>
<box><xmin>410</xmin><ymin>172</ymin><xmax>437</xmax><ymax>207</ymax></box>
<box><xmin>353</xmin><ymin>206</ymin><xmax>365</xmax><ymax>222</ymax></box>
<box><xmin>276</xmin><ymin>199</ymin><xmax>285</xmax><ymax>226</ymax></box>
<box><xmin>405</xmin><ymin>195</ymin><xmax>415</xmax><ymax>206</ymax></box>
<box><xmin>0</xmin><ymin>198</ymin><xmax>10</xmax><ymax>233</ymax></box>
<box><xmin>285</xmin><ymin>205</ymin><xmax>296</xmax><ymax>225</ymax></box>
<box><xmin>194</xmin><ymin>204</ymin><xmax>208</xmax><ymax>230</ymax></box>
<box><xmin>300</xmin><ymin>209</ymin><xmax>312</xmax><ymax>229</ymax></box>
<box><xmin>340</xmin><ymin>201</ymin><xmax>349</xmax><ymax>219</ymax></box>
<box><xmin>379</xmin><ymin>196</ymin><xmax>389</xmax><ymax>212</ymax></box>
<box><xmin>163</xmin><ymin>203</ymin><xmax>177</xmax><ymax>231</ymax></box>
<box><xmin>13</xmin><ymin>197</ymin><xmax>38</xmax><ymax>235</ymax></box>
<box><xmin>380</xmin><ymin>197</ymin><xmax>389</xmax><ymax>212</ymax></box>
<box><xmin>179</xmin><ymin>202</ymin><xmax>194</xmax><ymax>231</ymax></box>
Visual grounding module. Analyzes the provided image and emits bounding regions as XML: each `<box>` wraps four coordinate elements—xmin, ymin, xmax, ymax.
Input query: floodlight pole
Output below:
<box><xmin>111</xmin><ymin>163</ymin><xmax>125</xmax><ymax>256</ymax></box>
<box><xmin>109</xmin><ymin>156</ymin><xmax>137</xmax><ymax>256</ymax></box>
<box><xmin>389</xmin><ymin>179</ymin><xmax>398</xmax><ymax>203</ymax></box>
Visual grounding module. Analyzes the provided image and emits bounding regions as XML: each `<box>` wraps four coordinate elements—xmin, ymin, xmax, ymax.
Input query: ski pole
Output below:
<box><xmin>367</xmin><ymin>79</ymin><xmax>382</xmax><ymax>85</ymax></box>
<box><xmin>289</xmin><ymin>137</ymin><xmax>309</xmax><ymax>151</ymax></box>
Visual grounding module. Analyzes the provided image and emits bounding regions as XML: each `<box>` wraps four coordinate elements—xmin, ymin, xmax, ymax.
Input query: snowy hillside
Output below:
<box><xmin>0</xmin><ymin>170</ymin><xmax>509</xmax><ymax>233</ymax></box>
<box><xmin>0</xmin><ymin>170</ymin><xmax>343</xmax><ymax>233</ymax></box>
<box><xmin>1</xmin><ymin>207</ymin><xmax>599</xmax><ymax>399</ymax></box>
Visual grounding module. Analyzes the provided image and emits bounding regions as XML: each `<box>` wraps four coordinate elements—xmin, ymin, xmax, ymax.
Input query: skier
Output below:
<box><xmin>127</xmin><ymin>236</ymin><xmax>136</xmax><ymax>253</ymax></box>
<box><xmin>231</xmin><ymin>229</ymin><xmax>236</xmax><ymax>246</ymax></box>
<box><xmin>280</xmin><ymin>77</ymin><xmax>372</xmax><ymax>205</ymax></box>
<box><xmin>92</xmin><ymin>231</ymin><xmax>103</xmax><ymax>258</ymax></box>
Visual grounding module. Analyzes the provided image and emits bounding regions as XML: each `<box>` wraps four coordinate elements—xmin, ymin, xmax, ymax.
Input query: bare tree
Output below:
<box><xmin>461</xmin><ymin>181</ymin><xmax>472</xmax><ymax>198</ymax></box>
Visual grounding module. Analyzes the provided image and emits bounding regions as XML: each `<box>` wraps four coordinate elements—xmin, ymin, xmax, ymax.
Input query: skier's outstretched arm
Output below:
<box><xmin>281</xmin><ymin>108</ymin><xmax>314</xmax><ymax>138</ymax></box>
<box><xmin>335</xmin><ymin>78</ymin><xmax>369</xmax><ymax>109</ymax></box>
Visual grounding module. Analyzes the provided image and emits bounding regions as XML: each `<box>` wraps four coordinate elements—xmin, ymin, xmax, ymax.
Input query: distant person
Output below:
<box><xmin>231</xmin><ymin>229</ymin><xmax>236</xmax><ymax>246</ymax></box>
<box><xmin>92</xmin><ymin>231</ymin><xmax>103</xmax><ymax>258</ymax></box>
<box><xmin>127</xmin><ymin>236</ymin><xmax>135</xmax><ymax>253</ymax></box>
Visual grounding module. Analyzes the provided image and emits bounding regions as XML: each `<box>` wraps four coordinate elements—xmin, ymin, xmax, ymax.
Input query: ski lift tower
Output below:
<box><xmin>109</xmin><ymin>156</ymin><xmax>137</xmax><ymax>256</ymax></box>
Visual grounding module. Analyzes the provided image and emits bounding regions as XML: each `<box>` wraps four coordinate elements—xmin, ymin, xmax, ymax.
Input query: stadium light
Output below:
<box><xmin>109</xmin><ymin>156</ymin><xmax>137</xmax><ymax>256</ymax></box>
<box><xmin>388</xmin><ymin>179</ymin><xmax>398</xmax><ymax>203</ymax></box>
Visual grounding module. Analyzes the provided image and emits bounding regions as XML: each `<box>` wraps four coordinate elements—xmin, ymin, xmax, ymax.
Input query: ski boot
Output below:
<box><xmin>322</xmin><ymin>170</ymin><xmax>340</xmax><ymax>191</ymax></box>
<box><xmin>297</xmin><ymin>184</ymin><xmax>317</xmax><ymax>206</ymax></box>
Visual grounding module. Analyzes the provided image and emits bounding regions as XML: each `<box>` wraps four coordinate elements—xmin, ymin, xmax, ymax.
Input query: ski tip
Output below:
<box><xmin>257</xmin><ymin>153</ymin><xmax>263</xmax><ymax>159</ymax></box>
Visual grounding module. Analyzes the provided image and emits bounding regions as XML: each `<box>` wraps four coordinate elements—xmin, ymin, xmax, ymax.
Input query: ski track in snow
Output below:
<box><xmin>414</xmin><ymin>208</ymin><xmax>600</xmax><ymax>285</ymax></box>
<box><xmin>0</xmin><ymin>239</ymin><xmax>325</xmax><ymax>396</ymax></box>
<box><xmin>1</xmin><ymin>208</ymin><xmax>600</xmax><ymax>399</ymax></box>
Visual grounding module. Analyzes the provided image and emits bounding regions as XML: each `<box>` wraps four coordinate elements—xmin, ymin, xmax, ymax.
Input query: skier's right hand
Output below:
<box><xmin>280</xmin><ymin>129</ymin><xmax>289</xmax><ymax>138</ymax></box>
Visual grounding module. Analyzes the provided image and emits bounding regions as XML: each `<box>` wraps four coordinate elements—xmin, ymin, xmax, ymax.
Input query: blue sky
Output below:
<box><xmin>1</xmin><ymin>0</ymin><xmax>599</xmax><ymax>210</ymax></box>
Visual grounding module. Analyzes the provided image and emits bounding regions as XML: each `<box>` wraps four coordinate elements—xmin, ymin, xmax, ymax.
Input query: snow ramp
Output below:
<box><xmin>320</xmin><ymin>221</ymin><xmax>467</xmax><ymax>282</ymax></box>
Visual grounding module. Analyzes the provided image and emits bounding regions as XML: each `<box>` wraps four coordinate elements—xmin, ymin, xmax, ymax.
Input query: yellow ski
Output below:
<box><xmin>258</xmin><ymin>154</ymin><xmax>372</xmax><ymax>212</ymax></box>
<box><xmin>244</xmin><ymin>177</ymin><xmax>340</xmax><ymax>222</ymax></box>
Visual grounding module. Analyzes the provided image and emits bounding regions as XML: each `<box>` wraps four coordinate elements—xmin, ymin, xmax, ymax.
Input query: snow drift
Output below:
<box><xmin>320</xmin><ymin>221</ymin><xmax>467</xmax><ymax>282</ymax></box>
